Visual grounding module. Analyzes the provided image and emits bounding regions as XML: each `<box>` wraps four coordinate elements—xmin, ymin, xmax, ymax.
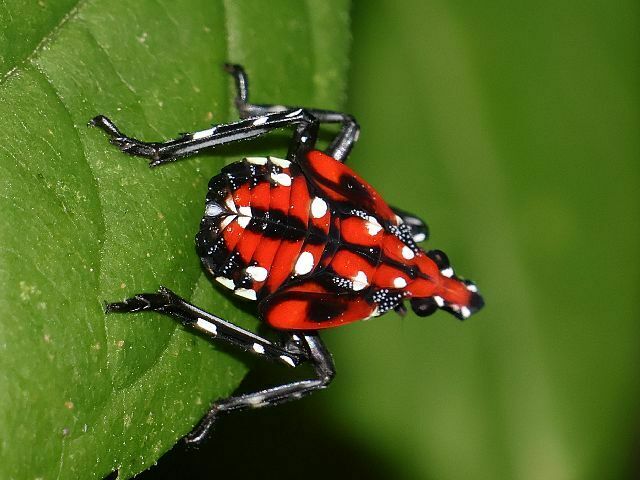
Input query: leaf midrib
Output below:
<box><xmin>1</xmin><ymin>0</ymin><xmax>88</xmax><ymax>84</ymax></box>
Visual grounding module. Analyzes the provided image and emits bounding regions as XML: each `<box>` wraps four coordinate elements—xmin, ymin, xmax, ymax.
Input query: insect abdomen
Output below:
<box><xmin>196</xmin><ymin>156</ymin><xmax>333</xmax><ymax>301</ymax></box>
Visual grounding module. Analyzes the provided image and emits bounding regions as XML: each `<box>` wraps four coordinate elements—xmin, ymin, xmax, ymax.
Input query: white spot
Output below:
<box><xmin>216</xmin><ymin>277</ymin><xmax>235</xmax><ymax>290</ymax></box>
<box><xmin>271</xmin><ymin>172</ymin><xmax>292</xmax><ymax>187</ymax></box>
<box><xmin>466</xmin><ymin>283</ymin><xmax>478</xmax><ymax>293</ymax></box>
<box><xmin>252</xmin><ymin>343</ymin><xmax>265</xmax><ymax>354</ymax></box>
<box><xmin>352</xmin><ymin>271</ymin><xmax>369</xmax><ymax>291</ymax></box>
<box><xmin>460</xmin><ymin>306</ymin><xmax>472</xmax><ymax>318</ymax></box>
<box><xmin>434</xmin><ymin>295</ymin><xmax>445</xmax><ymax>307</ymax></box>
<box><xmin>192</xmin><ymin>127</ymin><xmax>215</xmax><ymax>140</ymax></box>
<box><xmin>225</xmin><ymin>196</ymin><xmax>237</xmax><ymax>212</ymax></box>
<box><xmin>365</xmin><ymin>216</ymin><xmax>382</xmax><ymax>236</ymax></box>
<box><xmin>401</xmin><ymin>246</ymin><xmax>415</xmax><ymax>260</ymax></box>
<box><xmin>238</xmin><ymin>205</ymin><xmax>252</xmax><ymax>217</ymax></box>
<box><xmin>280</xmin><ymin>355</ymin><xmax>296</xmax><ymax>367</ymax></box>
<box><xmin>286</xmin><ymin>108</ymin><xmax>303</xmax><ymax>117</ymax></box>
<box><xmin>248</xmin><ymin>395</ymin><xmax>264</xmax><ymax>406</ymax></box>
<box><xmin>395</xmin><ymin>215</ymin><xmax>404</xmax><ymax>224</ymax></box>
<box><xmin>252</xmin><ymin>116</ymin><xmax>268</xmax><ymax>126</ymax></box>
<box><xmin>235</xmin><ymin>288</ymin><xmax>257</xmax><ymax>300</ymax></box>
<box><xmin>236</xmin><ymin>216</ymin><xmax>250</xmax><ymax>228</ymax></box>
<box><xmin>246</xmin><ymin>266</ymin><xmax>268</xmax><ymax>282</ymax></box>
<box><xmin>294</xmin><ymin>251</ymin><xmax>315</xmax><ymax>275</ymax></box>
<box><xmin>269</xmin><ymin>156</ymin><xmax>291</xmax><ymax>168</ymax></box>
<box><xmin>368</xmin><ymin>306</ymin><xmax>381</xmax><ymax>318</ymax></box>
<box><xmin>219</xmin><ymin>215</ymin><xmax>236</xmax><ymax>229</ymax></box>
<box><xmin>205</xmin><ymin>202</ymin><xmax>224</xmax><ymax>217</ymax></box>
<box><xmin>311</xmin><ymin>197</ymin><xmax>328</xmax><ymax>218</ymax></box>
<box><xmin>441</xmin><ymin>267</ymin><xmax>454</xmax><ymax>278</ymax></box>
<box><xmin>196</xmin><ymin>318</ymin><xmax>217</xmax><ymax>336</ymax></box>
<box><xmin>246</xmin><ymin>156</ymin><xmax>268</xmax><ymax>165</ymax></box>
<box><xmin>300</xmin><ymin>136</ymin><xmax>308</xmax><ymax>143</ymax></box>
<box><xmin>393</xmin><ymin>277</ymin><xmax>407</xmax><ymax>288</ymax></box>
<box><xmin>413</xmin><ymin>233</ymin><xmax>426</xmax><ymax>243</ymax></box>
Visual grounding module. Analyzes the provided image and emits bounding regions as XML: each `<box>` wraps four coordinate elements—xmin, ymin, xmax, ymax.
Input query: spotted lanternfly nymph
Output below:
<box><xmin>91</xmin><ymin>64</ymin><xmax>484</xmax><ymax>444</ymax></box>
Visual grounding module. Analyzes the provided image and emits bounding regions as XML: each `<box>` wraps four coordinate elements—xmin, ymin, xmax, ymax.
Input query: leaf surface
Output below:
<box><xmin>0</xmin><ymin>0</ymin><xmax>350</xmax><ymax>478</ymax></box>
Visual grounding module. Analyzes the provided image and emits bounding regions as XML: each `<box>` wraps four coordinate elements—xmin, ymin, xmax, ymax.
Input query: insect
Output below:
<box><xmin>90</xmin><ymin>64</ymin><xmax>484</xmax><ymax>444</ymax></box>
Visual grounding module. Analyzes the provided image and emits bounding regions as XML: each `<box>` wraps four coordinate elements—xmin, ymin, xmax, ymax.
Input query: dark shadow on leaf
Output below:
<box><xmin>137</xmin><ymin>364</ymin><xmax>399</xmax><ymax>479</ymax></box>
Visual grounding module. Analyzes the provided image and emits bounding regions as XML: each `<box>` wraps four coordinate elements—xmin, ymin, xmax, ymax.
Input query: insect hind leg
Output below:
<box><xmin>224</xmin><ymin>63</ymin><xmax>359</xmax><ymax>162</ymax></box>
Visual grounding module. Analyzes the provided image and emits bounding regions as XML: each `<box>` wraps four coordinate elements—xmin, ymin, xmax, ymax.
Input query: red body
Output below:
<box><xmin>196</xmin><ymin>150</ymin><xmax>482</xmax><ymax>330</ymax></box>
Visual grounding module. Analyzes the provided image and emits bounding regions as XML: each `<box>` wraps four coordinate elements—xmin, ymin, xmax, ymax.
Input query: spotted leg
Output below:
<box><xmin>90</xmin><ymin>106</ymin><xmax>319</xmax><ymax>167</ymax></box>
<box><xmin>105</xmin><ymin>286</ymin><xmax>306</xmax><ymax>368</ymax></box>
<box><xmin>185</xmin><ymin>333</ymin><xmax>334</xmax><ymax>444</ymax></box>
<box><xmin>224</xmin><ymin>63</ymin><xmax>360</xmax><ymax>162</ymax></box>
<box><xmin>106</xmin><ymin>288</ymin><xmax>334</xmax><ymax>444</ymax></box>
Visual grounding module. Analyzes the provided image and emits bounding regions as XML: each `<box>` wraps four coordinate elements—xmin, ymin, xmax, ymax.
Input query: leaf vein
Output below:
<box><xmin>0</xmin><ymin>0</ymin><xmax>91</xmax><ymax>85</ymax></box>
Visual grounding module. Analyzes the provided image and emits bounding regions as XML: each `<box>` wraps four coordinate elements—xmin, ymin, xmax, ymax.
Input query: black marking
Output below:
<box><xmin>339</xmin><ymin>243</ymin><xmax>381</xmax><ymax>268</ymax></box>
<box><xmin>236</xmin><ymin>273</ymin><xmax>254</xmax><ymax>290</ymax></box>
<box><xmin>300</xmin><ymin>158</ymin><xmax>380</xmax><ymax>216</ymax></box>
<box><xmin>345</xmin><ymin>207</ymin><xmax>370</xmax><ymax>220</ymax></box>
<box><xmin>307</xmin><ymin>296</ymin><xmax>349</xmax><ymax>323</ymax></box>
<box><xmin>377</xmin><ymin>253</ymin><xmax>421</xmax><ymax>279</ymax></box>
<box><xmin>247</xmin><ymin>216</ymin><xmax>268</xmax><ymax>234</ymax></box>
<box><xmin>206</xmin><ymin>174</ymin><xmax>229</xmax><ymax>203</ymax></box>
<box><xmin>367</xmin><ymin>288</ymin><xmax>405</xmax><ymax>315</ymax></box>
<box><xmin>410</xmin><ymin>297</ymin><xmax>438</xmax><ymax>317</ymax></box>
<box><xmin>245</xmin><ymin>207</ymin><xmax>308</xmax><ymax>241</ymax></box>
<box><xmin>394</xmin><ymin>302</ymin><xmax>408</xmax><ymax>316</ymax></box>
<box><xmin>338</xmin><ymin>173</ymin><xmax>371</xmax><ymax>205</ymax></box>
<box><xmin>318</xmin><ymin>238</ymin><xmax>340</xmax><ymax>268</ymax></box>
<box><xmin>427</xmin><ymin>250</ymin><xmax>450</xmax><ymax>270</ymax></box>
<box><xmin>221</xmin><ymin>160</ymin><xmax>271</xmax><ymax>193</ymax></box>
<box><xmin>469</xmin><ymin>291</ymin><xmax>485</xmax><ymax>311</ymax></box>
<box><xmin>218</xmin><ymin>251</ymin><xmax>245</xmax><ymax>279</ymax></box>
<box><xmin>305</xmin><ymin>225</ymin><xmax>329</xmax><ymax>245</ymax></box>
<box><xmin>388</xmin><ymin>223</ymin><xmax>419</xmax><ymax>249</ymax></box>
<box><xmin>196</xmin><ymin>226</ymin><xmax>228</xmax><ymax>261</ymax></box>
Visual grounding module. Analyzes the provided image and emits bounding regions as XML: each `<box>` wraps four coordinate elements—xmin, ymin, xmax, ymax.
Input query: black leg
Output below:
<box><xmin>106</xmin><ymin>288</ymin><xmax>334</xmax><ymax>444</ymax></box>
<box><xmin>185</xmin><ymin>333</ymin><xmax>334</xmax><ymax>444</ymax></box>
<box><xmin>224</xmin><ymin>63</ymin><xmax>360</xmax><ymax>162</ymax></box>
<box><xmin>90</xmin><ymin>106</ymin><xmax>319</xmax><ymax>167</ymax></box>
<box><xmin>90</xmin><ymin>64</ymin><xmax>358</xmax><ymax>166</ymax></box>
<box><xmin>105</xmin><ymin>286</ymin><xmax>306</xmax><ymax>367</ymax></box>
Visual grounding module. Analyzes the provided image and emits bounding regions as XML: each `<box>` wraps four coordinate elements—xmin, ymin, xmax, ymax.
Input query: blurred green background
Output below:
<box><xmin>146</xmin><ymin>1</ymin><xmax>640</xmax><ymax>479</ymax></box>
<box><xmin>1</xmin><ymin>0</ymin><xmax>636</xmax><ymax>477</ymax></box>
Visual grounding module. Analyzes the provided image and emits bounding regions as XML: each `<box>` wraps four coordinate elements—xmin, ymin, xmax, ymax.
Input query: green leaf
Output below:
<box><xmin>0</xmin><ymin>0</ymin><xmax>350</xmax><ymax>478</ymax></box>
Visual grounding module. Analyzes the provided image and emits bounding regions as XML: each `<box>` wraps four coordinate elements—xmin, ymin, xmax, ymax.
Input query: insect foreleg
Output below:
<box><xmin>105</xmin><ymin>286</ymin><xmax>306</xmax><ymax>368</ymax></box>
<box><xmin>90</xmin><ymin>107</ymin><xmax>319</xmax><ymax>167</ymax></box>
